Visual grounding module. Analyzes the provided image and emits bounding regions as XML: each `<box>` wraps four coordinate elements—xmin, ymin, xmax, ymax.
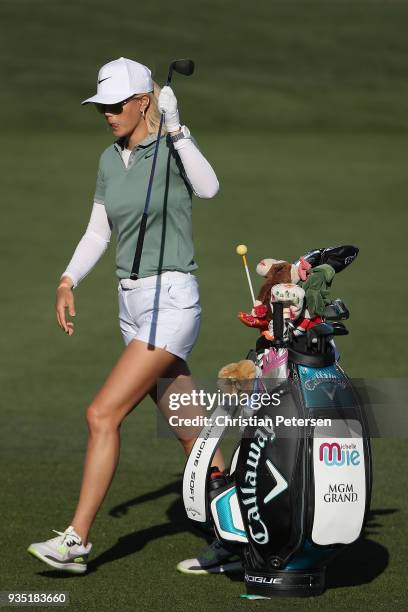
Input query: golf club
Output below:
<box><xmin>130</xmin><ymin>58</ymin><xmax>195</xmax><ymax>279</ymax></box>
<box><xmin>236</xmin><ymin>244</ymin><xmax>256</xmax><ymax>305</ymax></box>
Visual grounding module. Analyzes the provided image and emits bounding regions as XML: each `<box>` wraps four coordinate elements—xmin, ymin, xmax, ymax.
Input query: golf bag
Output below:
<box><xmin>182</xmin><ymin>245</ymin><xmax>372</xmax><ymax>598</ymax></box>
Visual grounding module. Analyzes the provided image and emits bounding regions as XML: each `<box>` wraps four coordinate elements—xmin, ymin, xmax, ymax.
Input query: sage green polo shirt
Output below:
<box><xmin>94</xmin><ymin>133</ymin><xmax>198</xmax><ymax>279</ymax></box>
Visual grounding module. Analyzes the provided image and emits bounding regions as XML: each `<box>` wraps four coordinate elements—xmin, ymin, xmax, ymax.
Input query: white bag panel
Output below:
<box><xmin>312</xmin><ymin>419</ymin><xmax>366</xmax><ymax>546</ymax></box>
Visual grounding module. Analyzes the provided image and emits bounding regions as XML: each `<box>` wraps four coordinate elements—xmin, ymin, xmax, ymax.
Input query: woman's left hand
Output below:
<box><xmin>158</xmin><ymin>85</ymin><xmax>181</xmax><ymax>133</ymax></box>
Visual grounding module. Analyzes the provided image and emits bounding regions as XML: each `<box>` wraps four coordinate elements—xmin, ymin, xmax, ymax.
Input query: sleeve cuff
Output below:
<box><xmin>172</xmin><ymin>125</ymin><xmax>193</xmax><ymax>150</ymax></box>
<box><xmin>60</xmin><ymin>272</ymin><xmax>77</xmax><ymax>289</ymax></box>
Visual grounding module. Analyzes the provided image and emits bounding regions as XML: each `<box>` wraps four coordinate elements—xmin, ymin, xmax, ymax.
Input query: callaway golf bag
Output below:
<box><xmin>183</xmin><ymin>245</ymin><xmax>372</xmax><ymax>598</ymax></box>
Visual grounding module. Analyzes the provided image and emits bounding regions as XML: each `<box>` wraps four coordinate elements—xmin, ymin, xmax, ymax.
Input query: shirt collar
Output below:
<box><xmin>114</xmin><ymin>132</ymin><xmax>163</xmax><ymax>152</ymax></box>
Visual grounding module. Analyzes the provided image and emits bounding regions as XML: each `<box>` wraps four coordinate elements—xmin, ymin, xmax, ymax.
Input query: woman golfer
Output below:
<box><xmin>28</xmin><ymin>58</ymin><xmax>236</xmax><ymax>575</ymax></box>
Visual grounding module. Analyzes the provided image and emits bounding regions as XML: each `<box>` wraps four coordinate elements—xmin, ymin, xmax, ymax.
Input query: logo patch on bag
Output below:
<box><xmin>319</xmin><ymin>442</ymin><xmax>360</xmax><ymax>466</ymax></box>
<box><xmin>264</xmin><ymin>460</ymin><xmax>288</xmax><ymax>503</ymax></box>
<box><xmin>239</xmin><ymin>425</ymin><xmax>275</xmax><ymax>545</ymax></box>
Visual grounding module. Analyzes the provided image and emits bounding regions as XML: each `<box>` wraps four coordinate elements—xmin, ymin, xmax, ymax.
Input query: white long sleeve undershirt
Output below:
<box><xmin>60</xmin><ymin>202</ymin><xmax>112</xmax><ymax>288</ymax></box>
<box><xmin>60</xmin><ymin>129</ymin><xmax>219</xmax><ymax>288</ymax></box>
<box><xmin>172</xmin><ymin>128</ymin><xmax>219</xmax><ymax>198</ymax></box>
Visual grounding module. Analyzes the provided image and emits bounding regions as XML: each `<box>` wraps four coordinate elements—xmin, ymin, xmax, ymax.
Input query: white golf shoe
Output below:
<box><xmin>27</xmin><ymin>526</ymin><xmax>92</xmax><ymax>574</ymax></box>
<box><xmin>176</xmin><ymin>539</ymin><xmax>242</xmax><ymax>575</ymax></box>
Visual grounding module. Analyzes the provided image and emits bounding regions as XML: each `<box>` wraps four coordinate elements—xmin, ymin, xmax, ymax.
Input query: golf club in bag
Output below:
<box><xmin>182</xmin><ymin>244</ymin><xmax>372</xmax><ymax>598</ymax></box>
<box><xmin>130</xmin><ymin>58</ymin><xmax>194</xmax><ymax>279</ymax></box>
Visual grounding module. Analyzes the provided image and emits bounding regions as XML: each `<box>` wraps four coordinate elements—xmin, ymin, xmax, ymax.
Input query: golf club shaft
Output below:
<box><xmin>130</xmin><ymin>75</ymin><xmax>171</xmax><ymax>279</ymax></box>
<box><xmin>242</xmin><ymin>255</ymin><xmax>256</xmax><ymax>305</ymax></box>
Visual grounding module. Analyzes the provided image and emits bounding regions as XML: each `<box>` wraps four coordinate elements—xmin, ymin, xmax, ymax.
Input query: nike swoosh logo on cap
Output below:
<box><xmin>98</xmin><ymin>76</ymin><xmax>111</xmax><ymax>84</ymax></box>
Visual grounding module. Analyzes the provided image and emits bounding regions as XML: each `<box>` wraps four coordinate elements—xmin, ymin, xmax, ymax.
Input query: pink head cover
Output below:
<box><xmin>262</xmin><ymin>348</ymin><xmax>288</xmax><ymax>374</ymax></box>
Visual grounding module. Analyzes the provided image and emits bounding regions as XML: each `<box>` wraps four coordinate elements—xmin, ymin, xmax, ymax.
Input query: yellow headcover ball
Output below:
<box><xmin>236</xmin><ymin>244</ymin><xmax>247</xmax><ymax>256</ymax></box>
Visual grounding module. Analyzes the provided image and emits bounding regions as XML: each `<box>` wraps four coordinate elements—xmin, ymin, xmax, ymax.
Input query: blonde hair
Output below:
<box><xmin>136</xmin><ymin>81</ymin><xmax>166</xmax><ymax>135</ymax></box>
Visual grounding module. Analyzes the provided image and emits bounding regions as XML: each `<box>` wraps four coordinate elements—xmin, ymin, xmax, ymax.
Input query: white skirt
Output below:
<box><xmin>118</xmin><ymin>271</ymin><xmax>202</xmax><ymax>361</ymax></box>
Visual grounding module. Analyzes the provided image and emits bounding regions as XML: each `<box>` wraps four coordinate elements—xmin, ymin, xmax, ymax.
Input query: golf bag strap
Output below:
<box><xmin>183</xmin><ymin>402</ymin><xmax>239</xmax><ymax>524</ymax></box>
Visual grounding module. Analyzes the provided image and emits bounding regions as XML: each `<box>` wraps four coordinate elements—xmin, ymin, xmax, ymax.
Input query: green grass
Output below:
<box><xmin>0</xmin><ymin>1</ymin><xmax>407</xmax><ymax>610</ymax></box>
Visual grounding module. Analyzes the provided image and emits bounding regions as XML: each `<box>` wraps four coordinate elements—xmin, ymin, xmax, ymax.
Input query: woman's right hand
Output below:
<box><xmin>55</xmin><ymin>278</ymin><xmax>76</xmax><ymax>336</ymax></box>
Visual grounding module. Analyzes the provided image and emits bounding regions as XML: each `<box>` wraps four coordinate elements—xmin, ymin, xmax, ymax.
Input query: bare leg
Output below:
<box><xmin>70</xmin><ymin>340</ymin><xmax>179</xmax><ymax>545</ymax></box>
<box><xmin>70</xmin><ymin>342</ymin><xmax>225</xmax><ymax>545</ymax></box>
<box><xmin>149</xmin><ymin>359</ymin><xmax>225</xmax><ymax>470</ymax></box>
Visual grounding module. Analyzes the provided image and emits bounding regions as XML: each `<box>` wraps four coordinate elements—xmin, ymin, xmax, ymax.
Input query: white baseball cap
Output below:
<box><xmin>81</xmin><ymin>57</ymin><xmax>154</xmax><ymax>105</ymax></box>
